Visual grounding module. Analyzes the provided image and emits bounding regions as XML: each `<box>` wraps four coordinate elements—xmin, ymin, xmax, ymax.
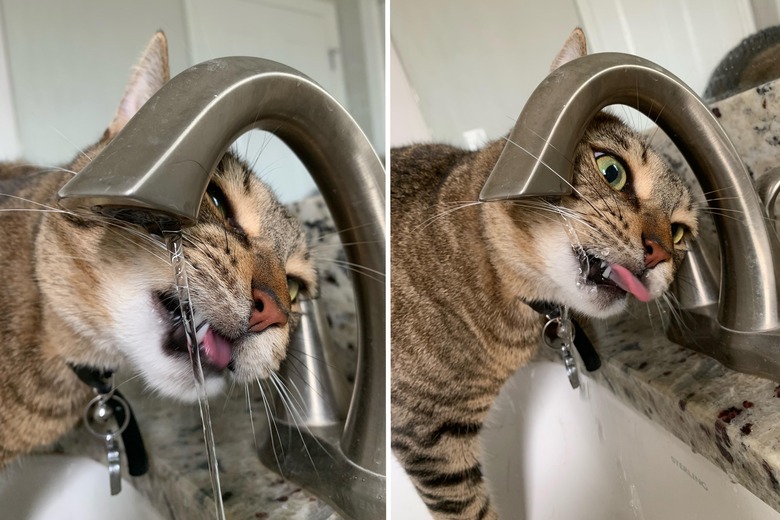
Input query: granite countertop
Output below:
<box><xmin>50</xmin><ymin>195</ymin><xmax>357</xmax><ymax>520</ymax></box>
<box><xmin>547</xmin><ymin>76</ymin><xmax>780</xmax><ymax>514</ymax></box>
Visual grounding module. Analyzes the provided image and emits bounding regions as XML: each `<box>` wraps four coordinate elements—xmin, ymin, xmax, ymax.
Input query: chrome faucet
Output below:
<box><xmin>480</xmin><ymin>52</ymin><xmax>780</xmax><ymax>380</ymax></box>
<box><xmin>57</xmin><ymin>57</ymin><xmax>385</xmax><ymax>518</ymax></box>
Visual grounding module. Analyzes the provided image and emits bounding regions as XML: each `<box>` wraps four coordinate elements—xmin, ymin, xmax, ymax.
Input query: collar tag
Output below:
<box><xmin>68</xmin><ymin>363</ymin><xmax>149</xmax><ymax>491</ymax></box>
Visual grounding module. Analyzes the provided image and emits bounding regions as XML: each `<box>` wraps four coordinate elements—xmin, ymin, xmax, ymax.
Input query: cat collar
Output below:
<box><xmin>523</xmin><ymin>300</ymin><xmax>602</xmax><ymax>373</ymax></box>
<box><xmin>68</xmin><ymin>364</ymin><xmax>149</xmax><ymax>492</ymax></box>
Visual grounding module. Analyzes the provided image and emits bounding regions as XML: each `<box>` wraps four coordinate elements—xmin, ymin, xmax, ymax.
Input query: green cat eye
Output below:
<box><xmin>672</xmin><ymin>223</ymin><xmax>685</xmax><ymax>244</ymax></box>
<box><xmin>287</xmin><ymin>277</ymin><xmax>300</xmax><ymax>303</ymax></box>
<box><xmin>595</xmin><ymin>154</ymin><xmax>628</xmax><ymax>191</ymax></box>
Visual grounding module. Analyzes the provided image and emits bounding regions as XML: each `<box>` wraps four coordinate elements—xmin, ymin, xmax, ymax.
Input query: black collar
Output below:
<box><xmin>69</xmin><ymin>364</ymin><xmax>116</xmax><ymax>394</ymax></box>
<box><xmin>522</xmin><ymin>299</ymin><xmax>602</xmax><ymax>372</ymax></box>
<box><xmin>68</xmin><ymin>363</ymin><xmax>149</xmax><ymax>477</ymax></box>
<box><xmin>523</xmin><ymin>299</ymin><xmax>562</xmax><ymax>318</ymax></box>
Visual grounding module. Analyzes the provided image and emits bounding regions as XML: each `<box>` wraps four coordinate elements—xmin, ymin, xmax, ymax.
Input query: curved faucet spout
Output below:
<box><xmin>57</xmin><ymin>58</ymin><xmax>386</xmax><ymax>476</ymax></box>
<box><xmin>480</xmin><ymin>52</ymin><xmax>780</xmax><ymax>334</ymax></box>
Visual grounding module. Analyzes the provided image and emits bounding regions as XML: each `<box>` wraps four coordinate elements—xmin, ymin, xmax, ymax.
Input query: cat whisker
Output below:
<box><xmin>222</xmin><ymin>380</ymin><xmax>238</xmax><ymax>413</ymax></box>
<box><xmin>249</xmin><ymin>126</ymin><xmax>280</xmax><ymax>175</ymax></box>
<box><xmin>49</xmin><ymin>127</ymin><xmax>94</xmax><ymax>164</ymax></box>
<box><xmin>309</xmin><ymin>258</ymin><xmax>385</xmax><ymax>285</ymax></box>
<box><xmin>520</xmin><ymin>125</ymin><xmax>575</xmax><ymax>167</ymax></box>
<box><xmin>308</xmin><ymin>239</ymin><xmax>384</xmax><ymax>251</ymax></box>
<box><xmin>310</xmin><ymin>256</ymin><xmax>386</xmax><ymax>278</ymax></box>
<box><xmin>273</xmin><ymin>374</ymin><xmax>335</xmax><ymax>462</ymax></box>
<box><xmin>115</xmin><ymin>372</ymin><xmax>145</xmax><ymax>389</ymax></box>
<box><xmin>285</xmin><ymin>348</ymin><xmax>343</xmax><ymax>377</ymax></box>
<box><xmin>0</xmin><ymin>163</ymin><xmax>76</xmax><ymax>176</ymax></box>
<box><xmin>694</xmin><ymin>206</ymin><xmax>748</xmax><ymax>216</ymax></box>
<box><xmin>701</xmin><ymin>195</ymin><xmax>741</xmax><ymax>203</ymax></box>
<box><xmin>503</xmin><ymin>134</ymin><xmax>626</xmax><ymax>226</ymax></box>
<box><xmin>0</xmin><ymin>193</ymin><xmax>78</xmax><ymax>213</ymax></box>
<box><xmin>256</xmin><ymin>378</ymin><xmax>284</xmax><ymax>472</ymax></box>
<box><xmin>245</xmin><ymin>385</ymin><xmax>259</xmax><ymax>451</ymax></box>
<box><xmin>267</xmin><ymin>373</ymin><xmax>320</xmax><ymax>474</ymax></box>
<box><xmin>643</xmin><ymin>101</ymin><xmax>668</xmax><ymax>154</ymax></box>
<box><xmin>180</xmin><ymin>234</ymin><xmax>213</xmax><ymax>257</ymax></box>
<box><xmin>282</xmin><ymin>350</ymin><xmax>337</xmax><ymax>403</ymax></box>
<box><xmin>702</xmin><ymin>185</ymin><xmax>738</xmax><ymax>197</ymax></box>
<box><xmin>303</xmin><ymin>221</ymin><xmax>375</xmax><ymax>242</ymax></box>
<box><xmin>694</xmin><ymin>208</ymin><xmax>749</xmax><ymax>223</ymax></box>
<box><xmin>0</xmin><ymin>208</ymin><xmax>73</xmax><ymax>214</ymax></box>
<box><xmin>412</xmin><ymin>201</ymin><xmax>483</xmax><ymax>232</ymax></box>
<box><xmin>99</xmin><ymin>226</ymin><xmax>171</xmax><ymax>265</ymax></box>
<box><xmin>506</xmin><ymin>199</ymin><xmax>596</xmax><ymax>229</ymax></box>
<box><xmin>35</xmin><ymin>165</ymin><xmax>79</xmax><ymax>176</ymax></box>
<box><xmin>502</xmin><ymin>135</ymin><xmax>582</xmax><ymax>194</ymax></box>
<box><xmin>661</xmin><ymin>291</ymin><xmax>692</xmax><ymax>335</ymax></box>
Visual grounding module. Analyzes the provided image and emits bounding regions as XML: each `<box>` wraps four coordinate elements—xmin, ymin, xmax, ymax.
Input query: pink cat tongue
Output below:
<box><xmin>201</xmin><ymin>327</ymin><xmax>232</xmax><ymax>370</ymax></box>
<box><xmin>607</xmin><ymin>263</ymin><xmax>652</xmax><ymax>302</ymax></box>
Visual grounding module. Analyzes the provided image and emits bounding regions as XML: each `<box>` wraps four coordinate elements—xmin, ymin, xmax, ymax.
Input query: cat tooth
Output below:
<box><xmin>602</xmin><ymin>265</ymin><xmax>612</xmax><ymax>278</ymax></box>
<box><xmin>195</xmin><ymin>320</ymin><xmax>209</xmax><ymax>344</ymax></box>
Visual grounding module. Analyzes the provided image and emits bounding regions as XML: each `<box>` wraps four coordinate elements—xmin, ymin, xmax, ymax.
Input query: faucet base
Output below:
<box><xmin>667</xmin><ymin>304</ymin><xmax>780</xmax><ymax>380</ymax></box>
<box><xmin>257</xmin><ymin>422</ymin><xmax>385</xmax><ymax>520</ymax></box>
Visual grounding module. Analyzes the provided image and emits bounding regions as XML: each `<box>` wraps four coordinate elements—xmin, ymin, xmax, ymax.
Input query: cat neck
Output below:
<box><xmin>436</xmin><ymin>139</ymin><xmax>562</xmax><ymax>307</ymax></box>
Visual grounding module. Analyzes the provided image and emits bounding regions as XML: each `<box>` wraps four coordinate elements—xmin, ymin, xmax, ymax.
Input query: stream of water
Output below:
<box><xmin>165</xmin><ymin>229</ymin><xmax>226</xmax><ymax>520</ymax></box>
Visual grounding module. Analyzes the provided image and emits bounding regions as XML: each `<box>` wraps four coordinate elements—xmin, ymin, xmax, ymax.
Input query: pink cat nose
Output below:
<box><xmin>248</xmin><ymin>288</ymin><xmax>288</xmax><ymax>332</ymax></box>
<box><xmin>644</xmin><ymin>238</ymin><xmax>670</xmax><ymax>268</ymax></box>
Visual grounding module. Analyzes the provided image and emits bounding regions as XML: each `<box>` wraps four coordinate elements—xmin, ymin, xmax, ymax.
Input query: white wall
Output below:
<box><xmin>1</xmin><ymin>0</ymin><xmax>191</xmax><ymax>167</ymax></box>
<box><xmin>391</xmin><ymin>0</ymin><xmax>581</xmax><ymax>146</ymax></box>
<box><xmin>577</xmin><ymin>0</ymin><xmax>755</xmax><ymax>96</ymax></box>
<box><xmin>391</xmin><ymin>0</ymin><xmax>762</xmax><ymax>146</ymax></box>
<box><xmin>0</xmin><ymin>0</ymin><xmax>383</xmax><ymax>203</ymax></box>
<box><xmin>0</xmin><ymin>5</ymin><xmax>23</xmax><ymax>161</ymax></box>
<box><xmin>390</xmin><ymin>44</ymin><xmax>430</xmax><ymax>147</ymax></box>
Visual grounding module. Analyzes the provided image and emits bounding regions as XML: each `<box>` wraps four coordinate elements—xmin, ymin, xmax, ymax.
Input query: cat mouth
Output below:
<box><xmin>577</xmin><ymin>252</ymin><xmax>652</xmax><ymax>302</ymax></box>
<box><xmin>155</xmin><ymin>292</ymin><xmax>234</xmax><ymax>373</ymax></box>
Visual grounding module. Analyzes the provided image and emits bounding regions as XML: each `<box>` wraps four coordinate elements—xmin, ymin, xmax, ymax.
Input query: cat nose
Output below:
<box><xmin>248</xmin><ymin>288</ymin><xmax>288</xmax><ymax>332</ymax></box>
<box><xmin>644</xmin><ymin>238</ymin><xmax>670</xmax><ymax>268</ymax></box>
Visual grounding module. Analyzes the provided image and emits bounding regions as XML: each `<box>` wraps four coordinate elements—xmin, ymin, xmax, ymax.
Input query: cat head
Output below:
<box><xmin>39</xmin><ymin>33</ymin><xmax>317</xmax><ymax>400</ymax></box>
<box><xmin>488</xmin><ymin>29</ymin><xmax>698</xmax><ymax>318</ymax></box>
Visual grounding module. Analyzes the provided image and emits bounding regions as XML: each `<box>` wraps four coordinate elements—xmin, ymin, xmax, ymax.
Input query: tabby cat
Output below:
<box><xmin>0</xmin><ymin>33</ymin><xmax>316</xmax><ymax>467</ymax></box>
<box><xmin>391</xmin><ymin>29</ymin><xmax>698</xmax><ymax>519</ymax></box>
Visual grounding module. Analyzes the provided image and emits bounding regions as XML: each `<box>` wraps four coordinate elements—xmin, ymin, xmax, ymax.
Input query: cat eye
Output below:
<box><xmin>206</xmin><ymin>181</ymin><xmax>246</xmax><ymax>235</ymax></box>
<box><xmin>206</xmin><ymin>182</ymin><xmax>232</xmax><ymax>220</ymax></box>
<box><xmin>671</xmin><ymin>223</ymin><xmax>686</xmax><ymax>244</ymax></box>
<box><xmin>287</xmin><ymin>277</ymin><xmax>301</xmax><ymax>303</ymax></box>
<box><xmin>595</xmin><ymin>154</ymin><xmax>628</xmax><ymax>191</ymax></box>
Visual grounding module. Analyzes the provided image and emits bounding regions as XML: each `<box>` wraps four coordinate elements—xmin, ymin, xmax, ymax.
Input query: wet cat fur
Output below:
<box><xmin>391</xmin><ymin>29</ymin><xmax>698</xmax><ymax>520</ymax></box>
<box><xmin>0</xmin><ymin>33</ymin><xmax>316</xmax><ymax>467</ymax></box>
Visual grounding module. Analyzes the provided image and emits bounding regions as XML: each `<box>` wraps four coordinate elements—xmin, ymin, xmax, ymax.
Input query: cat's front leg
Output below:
<box><xmin>392</xmin><ymin>391</ymin><xmax>500</xmax><ymax>520</ymax></box>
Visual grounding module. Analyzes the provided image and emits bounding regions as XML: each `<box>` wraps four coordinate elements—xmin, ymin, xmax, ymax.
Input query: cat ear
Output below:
<box><xmin>550</xmin><ymin>28</ymin><xmax>588</xmax><ymax>72</ymax></box>
<box><xmin>106</xmin><ymin>31</ymin><xmax>170</xmax><ymax>139</ymax></box>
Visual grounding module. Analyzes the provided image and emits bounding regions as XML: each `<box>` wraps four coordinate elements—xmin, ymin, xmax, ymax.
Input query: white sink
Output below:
<box><xmin>391</xmin><ymin>360</ymin><xmax>780</xmax><ymax>519</ymax></box>
<box><xmin>0</xmin><ymin>454</ymin><xmax>165</xmax><ymax>520</ymax></box>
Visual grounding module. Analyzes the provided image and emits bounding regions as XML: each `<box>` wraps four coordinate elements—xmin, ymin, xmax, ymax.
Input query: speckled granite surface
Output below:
<box><xmin>548</xmin><ymin>78</ymin><xmax>780</xmax><ymax>514</ymax></box>
<box><xmin>49</xmin><ymin>195</ymin><xmax>357</xmax><ymax>520</ymax></box>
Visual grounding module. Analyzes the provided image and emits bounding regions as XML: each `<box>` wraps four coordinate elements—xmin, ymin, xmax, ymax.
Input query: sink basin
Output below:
<box><xmin>391</xmin><ymin>359</ymin><xmax>780</xmax><ymax>519</ymax></box>
<box><xmin>0</xmin><ymin>454</ymin><xmax>165</xmax><ymax>520</ymax></box>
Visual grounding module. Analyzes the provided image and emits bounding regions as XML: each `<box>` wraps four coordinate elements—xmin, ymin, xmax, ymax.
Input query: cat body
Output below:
<box><xmin>391</xmin><ymin>29</ymin><xmax>697</xmax><ymax>519</ymax></box>
<box><xmin>0</xmin><ymin>33</ymin><xmax>316</xmax><ymax>467</ymax></box>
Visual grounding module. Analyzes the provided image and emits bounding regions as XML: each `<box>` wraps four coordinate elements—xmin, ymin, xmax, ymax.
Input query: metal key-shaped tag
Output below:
<box><xmin>84</xmin><ymin>391</ymin><xmax>131</xmax><ymax>495</ymax></box>
<box><xmin>543</xmin><ymin>315</ymin><xmax>580</xmax><ymax>389</ymax></box>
